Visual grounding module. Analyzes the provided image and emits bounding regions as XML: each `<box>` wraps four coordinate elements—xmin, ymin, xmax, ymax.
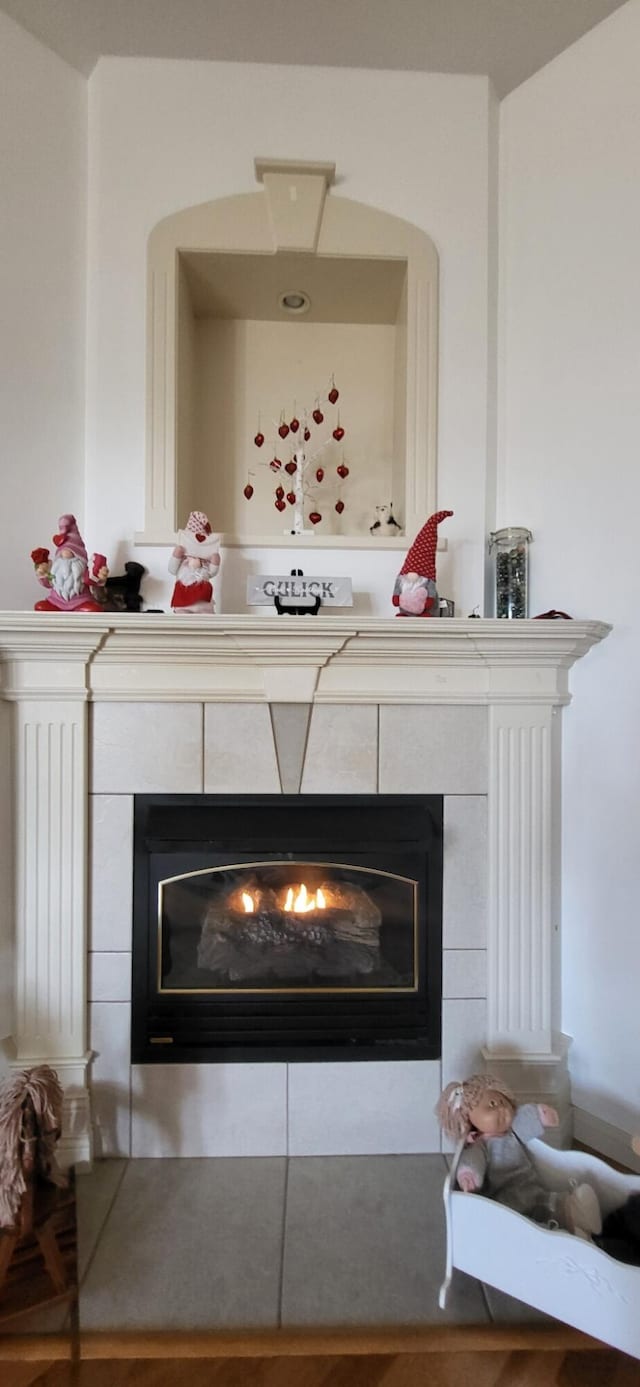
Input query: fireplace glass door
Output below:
<box><xmin>160</xmin><ymin>862</ymin><xmax>417</xmax><ymax>994</ymax></box>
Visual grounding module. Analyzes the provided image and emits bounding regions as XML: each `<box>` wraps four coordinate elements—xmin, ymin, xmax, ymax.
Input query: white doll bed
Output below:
<box><xmin>440</xmin><ymin>1137</ymin><xmax>640</xmax><ymax>1360</ymax></box>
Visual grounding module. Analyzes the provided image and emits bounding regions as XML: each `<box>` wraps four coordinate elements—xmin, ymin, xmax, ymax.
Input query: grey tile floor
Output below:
<box><xmin>7</xmin><ymin>1155</ymin><xmax>551</xmax><ymax>1335</ymax></box>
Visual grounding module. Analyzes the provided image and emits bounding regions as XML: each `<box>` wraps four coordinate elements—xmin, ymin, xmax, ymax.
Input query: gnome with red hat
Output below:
<box><xmin>31</xmin><ymin>515</ymin><xmax>108</xmax><ymax>612</ymax></box>
<box><xmin>392</xmin><ymin>510</ymin><xmax>453</xmax><ymax>617</ymax></box>
<box><xmin>169</xmin><ymin>510</ymin><xmax>221</xmax><ymax>614</ymax></box>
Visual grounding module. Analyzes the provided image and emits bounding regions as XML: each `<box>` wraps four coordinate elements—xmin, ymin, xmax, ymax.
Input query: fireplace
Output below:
<box><xmin>131</xmin><ymin>793</ymin><xmax>443</xmax><ymax>1063</ymax></box>
<box><xmin>0</xmin><ymin>614</ymin><xmax>608</xmax><ymax>1162</ymax></box>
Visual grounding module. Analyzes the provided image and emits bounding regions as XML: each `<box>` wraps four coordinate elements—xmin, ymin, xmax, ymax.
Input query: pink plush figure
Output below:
<box><xmin>31</xmin><ymin>515</ymin><xmax>108</xmax><ymax>612</ymax></box>
<box><xmin>169</xmin><ymin>511</ymin><xmax>220</xmax><ymax>614</ymax></box>
<box><xmin>395</xmin><ymin>572</ymin><xmax>433</xmax><ymax>616</ymax></box>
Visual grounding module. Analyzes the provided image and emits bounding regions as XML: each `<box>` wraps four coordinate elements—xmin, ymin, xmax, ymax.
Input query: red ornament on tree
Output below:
<box><xmin>249</xmin><ymin>378</ymin><xmax>349</xmax><ymax>535</ymax></box>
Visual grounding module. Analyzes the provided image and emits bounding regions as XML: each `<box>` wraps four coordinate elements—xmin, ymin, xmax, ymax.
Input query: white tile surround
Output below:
<box><xmin>0</xmin><ymin>613</ymin><xmax>609</xmax><ymax>1165</ymax></box>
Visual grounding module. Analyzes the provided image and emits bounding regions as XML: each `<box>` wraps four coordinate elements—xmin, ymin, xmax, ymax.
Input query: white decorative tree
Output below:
<box><xmin>245</xmin><ymin>378</ymin><xmax>349</xmax><ymax>535</ymax></box>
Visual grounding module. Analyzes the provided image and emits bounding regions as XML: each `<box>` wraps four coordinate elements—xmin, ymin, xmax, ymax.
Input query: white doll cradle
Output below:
<box><xmin>440</xmin><ymin>1137</ymin><xmax>640</xmax><ymax>1360</ymax></box>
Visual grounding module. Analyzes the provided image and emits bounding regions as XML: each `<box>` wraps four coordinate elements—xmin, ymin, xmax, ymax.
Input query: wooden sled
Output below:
<box><xmin>440</xmin><ymin>1137</ymin><xmax>640</xmax><ymax>1360</ymax></box>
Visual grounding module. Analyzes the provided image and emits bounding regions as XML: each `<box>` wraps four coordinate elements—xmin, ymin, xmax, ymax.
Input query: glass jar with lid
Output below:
<box><xmin>489</xmin><ymin>527</ymin><xmax>533</xmax><ymax>618</ymax></box>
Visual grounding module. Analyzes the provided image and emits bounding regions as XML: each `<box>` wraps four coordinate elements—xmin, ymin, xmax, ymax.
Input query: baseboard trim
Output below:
<box><xmin>572</xmin><ymin>1105</ymin><xmax>640</xmax><ymax>1172</ymax></box>
<box><xmin>0</xmin><ymin>1324</ymin><xmax>609</xmax><ymax>1362</ymax></box>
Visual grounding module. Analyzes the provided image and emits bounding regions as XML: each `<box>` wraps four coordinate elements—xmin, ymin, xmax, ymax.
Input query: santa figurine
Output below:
<box><xmin>168</xmin><ymin>510</ymin><xmax>220</xmax><ymax>614</ymax></box>
<box><xmin>30</xmin><ymin>515</ymin><xmax>108</xmax><ymax>612</ymax></box>
<box><xmin>392</xmin><ymin>509</ymin><xmax>453</xmax><ymax>617</ymax></box>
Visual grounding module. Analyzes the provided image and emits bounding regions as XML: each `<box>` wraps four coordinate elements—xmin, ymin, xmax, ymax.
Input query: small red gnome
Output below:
<box><xmin>31</xmin><ymin>514</ymin><xmax>108</xmax><ymax>612</ymax></box>
<box><xmin>392</xmin><ymin>510</ymin><xmax>453</xmax><ymax>617</ymax></box>
<box><xmin>168</xmin><ymin>510</ymin><xmax>220</xmax><ymax>614</ymax></box>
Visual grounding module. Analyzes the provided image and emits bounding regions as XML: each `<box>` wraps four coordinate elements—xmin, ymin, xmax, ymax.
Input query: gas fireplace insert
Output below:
<box><xmin>131</xmin><ymin>794</ymin><xmax>442</xmax><ymax>1062</ymax></box>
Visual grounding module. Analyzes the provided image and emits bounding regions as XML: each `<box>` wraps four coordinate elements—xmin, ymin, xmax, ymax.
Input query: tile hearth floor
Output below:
<box><xmin>7</xmin><ymin>1155</ymin><xmax>551</xmax><ymax>1335</ymax></box>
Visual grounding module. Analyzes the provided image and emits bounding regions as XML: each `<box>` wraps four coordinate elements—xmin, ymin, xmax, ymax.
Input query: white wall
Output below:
<box><xmin>85</xmin><ymin>59</ymin><xmax>493</xmax><ymax>616</ymax></box>
<box><xmin>0</xmin><ymin>12</ymin><xmax>87</xmax><ymax>610</ymax></box>
<box><xmin>499</xmin><ymin>1</ymin><xmax>640</xmax><ymax>1139</ymax></box>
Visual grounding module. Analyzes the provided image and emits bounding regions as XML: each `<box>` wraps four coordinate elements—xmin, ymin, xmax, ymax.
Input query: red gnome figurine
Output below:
<box><xmin>31</xmin><ymin>514</ymin><xmax>108</xmax><ymax>612</ymax></box>
<box><xmin>392</xmin><ymin>510</ymin><xmax>453</xmax><ymax>617</ymax></box>
<box><xmin>168</xmin><ymin>510</ymin><xmax>220</xmax><ymax>614</ymax></box>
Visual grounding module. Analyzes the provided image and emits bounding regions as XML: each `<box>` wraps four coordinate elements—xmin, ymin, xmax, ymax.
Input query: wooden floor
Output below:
<box><xmin>1</xmin><ymin>1328</ymin><xmax>640</xmax><ymax>1386</ymax></box>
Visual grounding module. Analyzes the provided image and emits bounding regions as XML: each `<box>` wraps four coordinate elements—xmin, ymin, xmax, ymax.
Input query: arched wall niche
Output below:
<box><xmin>138</xmin><ymin>162</ymin><xmax>438</xmax><ymax>549</ymax></box>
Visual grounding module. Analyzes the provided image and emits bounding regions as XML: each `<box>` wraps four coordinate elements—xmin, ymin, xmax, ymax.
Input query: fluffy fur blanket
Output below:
<box><xmin>0</xmin><ymin>1065</ymin><xmax>67</xmax><ymax>1229</ymax></box>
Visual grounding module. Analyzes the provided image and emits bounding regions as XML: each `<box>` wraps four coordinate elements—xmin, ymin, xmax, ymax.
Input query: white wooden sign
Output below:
<box><xmin>247</xmin><ymin>575</ymin><xmax>353</xmax><ymax>607</ymax></box>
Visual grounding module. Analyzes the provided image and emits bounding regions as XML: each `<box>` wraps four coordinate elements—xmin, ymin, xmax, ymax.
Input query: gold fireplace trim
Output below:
<box><xmin>156</xmin><ymin>861</ymin><xmax>419</xmax><ymax>995</ymax></box>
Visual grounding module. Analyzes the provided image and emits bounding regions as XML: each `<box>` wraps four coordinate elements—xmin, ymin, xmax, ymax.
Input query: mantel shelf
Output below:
<box><xmin>133</xmin><ymin>531</ymin><xmax>421</xmax><ymax>550</ymax></box>
<box><xmin>0</xmin><ymin>615</ymin><xmax>611</xmax><ymax>705</ymax></box>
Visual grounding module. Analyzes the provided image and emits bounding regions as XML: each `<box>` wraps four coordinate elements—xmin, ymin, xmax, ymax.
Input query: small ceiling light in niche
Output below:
<box><xmin>279</xmin><ymin>291</ymin><xmax>311</xmax><ymax>315</ymax></box>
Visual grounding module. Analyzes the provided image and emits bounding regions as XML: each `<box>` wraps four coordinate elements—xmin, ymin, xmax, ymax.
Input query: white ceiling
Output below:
<box><xmin>0</xmin><ymin>0</ymin><xmax>628</xmax><ymax>97</ymax></box>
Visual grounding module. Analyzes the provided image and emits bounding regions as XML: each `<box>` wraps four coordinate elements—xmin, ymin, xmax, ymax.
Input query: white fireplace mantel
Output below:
<box><xmin>0</xmin><ymin>614</ymin><xmax>610</xmax><ymax>1165</ymax></box>
<box><xmin>0</xmin><ymin>612</ymin><xmax>610</xmax><ymax>704</ymax></box>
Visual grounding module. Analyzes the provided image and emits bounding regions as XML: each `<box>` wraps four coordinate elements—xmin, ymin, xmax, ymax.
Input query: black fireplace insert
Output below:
<box><xmin>131</xmin><ymin>794</ymin><xmax>442</xmax><ymax>1062</ymax></box>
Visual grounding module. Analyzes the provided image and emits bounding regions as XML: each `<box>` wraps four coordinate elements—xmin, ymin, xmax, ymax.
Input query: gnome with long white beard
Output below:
<box><xmin>31</xmin><ymin>515</ymin><xmax>108</xmax><ymax>612</ymax></box>
<box><xmin>168</xmin><ymin>510</ymin><xmax>220</xmax><ymax>614</ymax></box>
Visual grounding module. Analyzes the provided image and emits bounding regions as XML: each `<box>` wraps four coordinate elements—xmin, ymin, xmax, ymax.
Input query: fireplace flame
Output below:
<box><xmin>284</xmin><ymin>883</ymin><xmax>327</xmax><ymax>913</ymax></box>
<box><xmin>241</xmin><ymin>891</ymin><xmax>254</xmax><ymax>913</ymax></box>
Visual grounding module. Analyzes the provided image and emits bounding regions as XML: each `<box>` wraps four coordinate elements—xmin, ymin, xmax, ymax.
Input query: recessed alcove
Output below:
<box><xmin>177</xmin><ymin>250</ymin><xmax>408</xmax><ymax>543</ymax></box>
<box><xmin>139</xmin><ymin>160</ymin><xmax>439</xmax><ymax>549</ymax></box>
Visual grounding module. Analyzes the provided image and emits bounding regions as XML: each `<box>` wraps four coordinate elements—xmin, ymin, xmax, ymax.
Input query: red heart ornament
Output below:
<box><xmin>290</xmin><ymin>417</ymin><xmax>299</xmax><ymax>433</ymax></box>
<box><xmin>286</xmin><ymin>491</ymin><xmax>296</xmax><ymax>505</ymax></box>
<box><xmin>254</xmin><ymin>432</ymin><xmax>264</xmax><ymax>447</ymax></box>
<box><xmin>337</xmin><ymin>463</ymin><xmax>349</xmax><ymax>479</ymax></box>
<box><xmin>270</xmin><ymin>458</ymin><xmax>282</xmax><ymax>471</ymax></box>
<box><xmin>285</xmin><ymin>461</ymin><xmax>297</xmax><ymax>475</ymax></box>
<box><xmin>278</xmin><ymin>423</ymin><xmax>290</xmax><ymax>439</ymax></box>
<box><xmin>333</xmin><ymin>426</ymin><xmax>345</xmax><ymax>442</ymax></box>
<box><xmin>312</xmin><ymin>408</ymin><xmax>324</xmax><ymax>425</ymax></box>
<box><xmin>335</xmin><ymin>499</ymin><xmax>345</xmax><ymax>514</ymax></box>
<box><xmin>315</xmin><ymin>467</ymin><xmax>324</xmax><ymax>483</ymax></box>
<box><xmin>275</xmin><ymin>485</ymin><xmax>285</xmax><ymax>499</ymax></box>
<box><xmin>304</xmin><ymin>428</ymin><xmax>311</xmax><ymax>441</ymax></box>
<box><xmin>52</xmin><ymin>533</ymin><xmax>65</xmax><ymax>547</ymax></box>
<box><xmin>275</xmin><ymin>498</ymin><xmax>286</xmax><ymax>512</ymax></box>
<box><xmin>328</xmin><ymin>386</ymin><xmax>339</xmax><ymax>405</ymax></box>
<box><xmin>243</xmin><ymin>484</ymin><xmax>254</xmax><ymax>499</ymax></box>
<box><xmin>309</xmin><ymin>511</ymin><xmax>322</xmax><ymax>525</ymax></box>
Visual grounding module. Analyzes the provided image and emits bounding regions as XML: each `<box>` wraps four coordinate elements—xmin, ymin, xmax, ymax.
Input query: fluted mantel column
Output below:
<box><xmin>486</xmin><ymin>703</ymin><xmax>556</xmax><ymax>1057</ymax></box>
<box><xmin>0</xmin><ymin>620</ymin><xmax>106</xmax><ymax>1166</ymax></box>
